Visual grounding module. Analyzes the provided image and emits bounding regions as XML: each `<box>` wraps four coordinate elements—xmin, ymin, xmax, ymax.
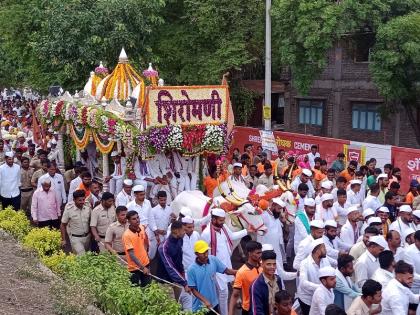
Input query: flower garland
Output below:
<box><xmin>38</xmin><ymin>100</ymin><xmax>228</xmax><ymax>157</ymax></box>
<box><xmin>125</xmin><ymin>153</ymin><xmax>137</xmax><ymax>180</ymax></box>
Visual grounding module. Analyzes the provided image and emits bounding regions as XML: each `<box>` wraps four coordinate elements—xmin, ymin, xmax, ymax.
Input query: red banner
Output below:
<box><xmin>392</xmin><ymin>146</ymin><xmax>420</xmax><ymax>193</ymax></box>
<box><xmin>232</xmin><ymin>126</ymin><xmax>349</xmax><ymax>166</ymax></box>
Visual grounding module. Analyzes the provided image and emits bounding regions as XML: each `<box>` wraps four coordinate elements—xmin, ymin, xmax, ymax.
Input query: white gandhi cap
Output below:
<box><xmin>272</xmin><ymin>197</ymin><xmax>286</xmax><ymax>208</ymax></box>
<box><xmin>262</xmin><ymin>244</ymin><xmax>274</xmax><ymax>252</ymax></box>
<box><xmin>132</xmin><ymin>185</ymin><xmax>145</xmax><ymax>192</ymax></box>
<box><xmin>319</xmin><ymin>266</ymin><xmax>336</xmax><ymax>278</ymax></box>
<box><xmin>302</xmin><ymin>169</ymin><xmax>312</xmax><ymax>177</ymax></box>
<box><xmin>321</xmin><ymin>193</ymin><xmax>334</xmax><ymax>202</ymax></box>
<box><xmin>123</xmin><ymin>179</ymin><xmax>133</xmax><ymax>186</ymax></box>
<box><xmin>321</xmin><ymin>181</ymin><xmax>333</xmax><ymax>190</ymax></box>
<box><xmin>310</xmin><ymin>220</ymin><xmax>325</xmax><ymax>229</ymax></box>
<box><xmin>324</xmin><ymin>220</ymin><xmax>337</xmax><ymax>228</ymax></box>
<box><xmin>304</xmin><ymin>198</ymin><xmax>316</xmax><ymax>207</ymax></box>
<box><xmin>212</xmin><ymin>208</ymin><xmax>226</xmax><ymax>218</ymax></box>
<box><xmin>399</xmin><ymin>205</ymin><xmax>412</xmax><ymax>213</ymax></box>
<box><xmin>369</xmin><ymin>235</ymin><xmax>387</xmax><ymax>249</ymax></box>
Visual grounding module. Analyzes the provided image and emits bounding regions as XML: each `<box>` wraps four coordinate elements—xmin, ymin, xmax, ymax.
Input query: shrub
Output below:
<box><xmin>23</xmin><ymin>227</ymin><xmax>61</xmax><ymax>257</ymax></box>
<box><xmin>60</xmin><ymin>252</ymin><xmax>201</xmax><ymax>315</ymax></box>
<box><xmin>0</xmin><ymin>210</ymin><xmax>31</xmax><ymax>240</ymax></box>
<box><xmin>42</xmin><ymin>251</ymin><xmax>75</xmax><ymax>274</ymax></box>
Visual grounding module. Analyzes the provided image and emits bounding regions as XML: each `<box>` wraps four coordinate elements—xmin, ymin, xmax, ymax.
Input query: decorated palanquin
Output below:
<box><xmin>38</xmin><ymin>48</ymin><xmax>232</xmax><ymax>158</ymax></box>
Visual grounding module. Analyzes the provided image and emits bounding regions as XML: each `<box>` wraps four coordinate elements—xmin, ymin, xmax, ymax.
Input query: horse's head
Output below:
<box><xmin>279</xmin><ymin>190</ymin><xmax>298</xmax><ymax>224</ymax></box>
<box><xmin>229</xmin><ymin>201</ymin><xmax>267</xmax><ymax>235</ymax></box>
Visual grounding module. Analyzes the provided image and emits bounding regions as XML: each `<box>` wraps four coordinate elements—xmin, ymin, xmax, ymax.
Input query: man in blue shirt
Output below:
<box><xmin>187</xmin><ymin>240</ymin><xmax>237</xmax><ymax>314</ymax></box>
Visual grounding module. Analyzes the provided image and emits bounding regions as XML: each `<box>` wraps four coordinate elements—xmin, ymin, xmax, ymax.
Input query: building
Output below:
<box><xmin>243</xmin><ymin>35</ymin><xmax>420</xmax><ymax>149</ymax></box>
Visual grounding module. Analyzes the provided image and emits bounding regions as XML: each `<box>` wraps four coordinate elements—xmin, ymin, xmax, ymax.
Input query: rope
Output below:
<box><xmin>98</xmin><ymin>242</ymin><xmax>221</xmax><ymax>315</ymax></box>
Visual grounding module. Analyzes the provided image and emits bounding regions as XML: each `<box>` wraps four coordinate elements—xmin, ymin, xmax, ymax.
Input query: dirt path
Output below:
<box><xmin>0</xmin><ymin>232</ymin><xmax>55</xmax><ymax>315</ymax></box>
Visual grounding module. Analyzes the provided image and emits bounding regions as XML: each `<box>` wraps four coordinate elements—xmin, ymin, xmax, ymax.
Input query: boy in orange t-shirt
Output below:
<box><xmin>122</xmin><ymin>210</ymin><xmax>151</xmax><ymax>287</ymax></box>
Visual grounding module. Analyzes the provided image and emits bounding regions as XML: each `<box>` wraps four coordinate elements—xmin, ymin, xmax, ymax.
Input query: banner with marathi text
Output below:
<box><xmin>145</xmin><ymin>86</ymin><xmax>229</xmax><ymax>128</ymax></box>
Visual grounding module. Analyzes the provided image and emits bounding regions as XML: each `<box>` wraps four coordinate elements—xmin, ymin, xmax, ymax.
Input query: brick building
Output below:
<box><xmin>284</xmin><ymin>35</ymin><xmax>420</xmax><ymax>148</ymax></box>
<box><xmin>243</xmin><ymin>35</ymin><xmax>420</xmax><ymax>148</ymax></box>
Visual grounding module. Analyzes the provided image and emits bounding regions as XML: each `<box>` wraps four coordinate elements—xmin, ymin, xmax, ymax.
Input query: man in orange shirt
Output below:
<box><xmin>229</xmin><ymin>241</ymin><xmax>263</xmax><ymax>315</ymax></box>
<box><xmin>203</xmin><ymin>166</ymin><xmax>228</xmax><ymax>198</ymax></box>
<box><xmin>340</xmin><ymin>160</ymin><xmax>357</xmax><ymax>183</ymax></box>
<box><xmin>257</xmin><ymin>152</ymin><xmax>277</xmax><ymax>174</ymax></box>
<box><xmin>313</xmin><ymin>159</ymin><xmax>328</xmax><ymax>190</ymax></box>
<box><xmin>122</xmin><ymin>210</ymin><xmax>151</xmax><ymax>287</ymax></box>
<box><xmin>76</xmin><ymin>171</ymin><xmax>92</xmax><ymax>198</ymax></box>
<box><xmin>405</xmin><ymin>180</ymin><xmax>419</xmax><ymax>204</ymax></box>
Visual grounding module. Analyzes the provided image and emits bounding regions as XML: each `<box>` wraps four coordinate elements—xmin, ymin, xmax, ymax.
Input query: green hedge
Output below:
<box><xmin>0</xmin><ymin>206</ymin><xmax>204</xmax><ymax>315</ymax></box>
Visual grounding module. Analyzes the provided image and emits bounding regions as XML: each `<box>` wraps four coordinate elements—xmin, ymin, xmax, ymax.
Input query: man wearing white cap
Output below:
<box><xmin>47</xmin><ymin>138</ymin><xmax>60</xmax><ymax>164</ymax></box>
<box><xmin>297</xmin><ymin>239</ymin><xmax>331</xmax><ymax>315</ymax></box>
<box><xmin>37</xmin><ymin>162</ymin><xmax>66</xmax><ymax>206</ymax></box>
<box><xmin>309</xmin><ymin>266</ymin><xmax>336</xmax><ymax>315</ymax></box>
<box><xmin>106</xmin><ymin>151</ymin><xmax>126</xmax><ymax>195</ymax></box>
<box><xmin>230</xmin><ymin>162</ymin><xmax>247</xmax><ymax>185</ymax></box>
<box><xmin>389</xmin><ymin>205</ymin><xmax>415</xmax><ymax>245</ymax></box>
<box><xmin>315</xmin><ymin>180</ymin><xmax>333</xmax><ymax>205</ymax></box>
<box><xmin>363</xmin><ymin>184</ymin><xmax>382</xmax><ymax>212</ymax></box>
<box><xmin>293</xmin><ymin>219</ymin><xmax>325</xmax><ymax>270</ymax></box>
<box><xmin>116</xmin><ymin>179</ymin><xmax>134</xmax><ymax>207</ymax></box>
<box><xmin>323</xmin><ymin>220</ymin><xmax>351</xmax><ymax>260</ymax></box>
<box><xmin>315</xmin><ymin>193</ymin><xmax>337</xmax><ymax>222</ymax></box>
<box><xmin>180</xmin><ymin>216</ymin><xmax>200</xmax><ymax>272</ymax></box>
<box><xmin>0</xmin><ymin>151</ymin><xmax>21</xmax><ymax>209</ymax></box>
<box><xmin>294</xmin><ymin>198</ymin><xmax>316</xmax><ymax>250</ymax></box>
<box><xmin>340</xmin><ymin>206</ymin><xmax>362</xmax><ymax>246</ymax></box>
<box><xmin>291</xmin><ymin>169</ymin><xmax>315</xmax><ymax>198</ymax></box>
<box><xmin>333</xmin><ymin>189</ymin><xmax>350</xmax><ymax>226</ymax></box>
<box><xmin>201</xmin><ymin>208</ymin><xmax>254</xmax><ymax>315</ymax></box>
<box><xmin>126</xmin><ymin>185</ymin><xmax>158</xmax><ymax>258</ymax></box>
<box><xmin>376</xmin><ymin>206</ymin><xmax>391</xmax><ymax>236</ymax></box>
<box><xmin>413</xmin><ymin>210</ymin><xmax>420</xmax><ymax>230</ymax></box>
<box><xmin>354</xmin><ymin>235</ymin><xmax>386</xmax><ymax>287</ymax></box>
<box><xmin>347</xmin><ymin>179</ymin><xmax>363</xmax><ymax>207</ymax></box>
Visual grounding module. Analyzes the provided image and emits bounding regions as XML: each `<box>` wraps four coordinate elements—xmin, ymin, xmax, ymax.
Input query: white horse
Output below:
<box><xmin>171</xmin><ymin>191</ymin><xmax>267</xmax><ymax>249</ymax></box>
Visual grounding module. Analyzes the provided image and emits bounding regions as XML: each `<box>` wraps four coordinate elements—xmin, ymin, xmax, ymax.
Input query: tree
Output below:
<box><xmin>370</xmin><ymin>12</ymin><xmax>420</xmax><ymax>143</ymax></box>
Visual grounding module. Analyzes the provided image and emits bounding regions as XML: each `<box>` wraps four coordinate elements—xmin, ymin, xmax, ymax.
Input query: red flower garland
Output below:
<box><xmin>182</xmin><ymin>125</ymin><xmax>206</xmax><ymax>152</ymax></box>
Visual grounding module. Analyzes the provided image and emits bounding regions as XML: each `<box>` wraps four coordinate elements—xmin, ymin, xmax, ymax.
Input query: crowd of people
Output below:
<box><xmin>2</xmin><ymin>94</ymin><xmax>420</xmax><ymax>315</ymax></box>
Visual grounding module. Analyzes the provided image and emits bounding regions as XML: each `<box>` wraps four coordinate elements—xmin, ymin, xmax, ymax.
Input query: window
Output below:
<box><xmin>298</xmin><ymin>100</ymin><xmax>323</xmax><ymax>126</ymax></box>
<box><xmin>352</xmin><ymin>103</ymin><xmax>381</xmax><ymax>131</ymax></box>
<box><xmin>352</xmin><ymin>33</ymin><xmax>375</xmax><ymax>62</ymax></box>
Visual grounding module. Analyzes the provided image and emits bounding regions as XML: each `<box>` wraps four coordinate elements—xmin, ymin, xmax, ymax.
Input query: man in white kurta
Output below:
<box><xmin>115</xmin><ymin>179</ymin><xmax>134</xmax><ymax>207</ymax></box>
<box><xmin>340</xmin><ymin>206</ymin><xmax>362</xmax><ymax>247</ymax></box>
<box><xmin>108</xmin><ymin>152</ymin><xmax>126</xmax><ymax>195</ymax></box>
<box><xmin>389</xmin><ymin>205</ymin><xmax>416</xmax><ymax>246</ymax></box>
<box><xmin>381</xmin><ymin>262</ymin><xmax>420</xmax><ymax>315</ymax></box>
<box><xmin>150</xmin><ymin>190</ymin><xmax>174</xmax><ymax>259</ymax></box>
<box><xmin>201</xmin><ymin>208</ymin><xmax>251</xmax><ymax>315</ymax></box>
<box><xmin>294</xmin><ymin>198</ymin><xmax>316</xmax><ymax>250</ymax></box>
<box><xmin>257</xmin><ymin>197</ymin><xmax>286</xmax><ymax>265</ymax></box>
<box><xmin>309</xmin><ymin>266</ymin><xmax>336</xmax><ymax>315</ymax></box>
<box><xmin>354</xmin><ymin>235</ymin><xmax>387</xmax><ymax>288</ymax></box>
<box><xmin>291</xmin><ymin>169</ymin><xmax>315</xmax><ymax>198</ymax></box>
<box><xmin>297</xmin><ymin>238</ymin><xmax>331</xmax><ymax>314</ymax></box>
<box><xmin>404</xmin><ymin>231</ymin><xmax>420</xmax><ymax>294</ymax></box>
<box><xmin>185</xmin><ymin>156</ymin><xmax>199</xmax><ymax>191</ymax></box>
<box><xmin>314</xmin><ymin>193</ymin><xmax>337</xmax><ymax>222</ymax></box>
<box><xmin>293</xmin><ymin>220</ymin><xmax>325</xmax><ymax>270</ymax></box>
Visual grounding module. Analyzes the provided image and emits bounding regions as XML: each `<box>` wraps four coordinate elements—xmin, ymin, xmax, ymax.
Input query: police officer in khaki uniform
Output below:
<box><xmin>20</xmin><ymin>156</ymin><xmax>34</xmax><ymax>217</ymax></box>
<box><xmin>60</xmin><ymin>189</ymin><xmax>92</xmax><ymax>255</ymax></box>
<box><xmin>90</xmin><ymin>192</ymin><xmax>116</xmax><ymax>251</ymax></box>
<box><xmin>105</xmin><ymin>205</ymin><xmax>128</xmax><ymax>255</ymax></box>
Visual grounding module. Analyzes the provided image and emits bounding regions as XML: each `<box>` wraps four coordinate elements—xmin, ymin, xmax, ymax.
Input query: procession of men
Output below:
<box><xmin>3</xmin><ymin>95</ymin><xmax>420</xmax><ymax>315</ymax></box>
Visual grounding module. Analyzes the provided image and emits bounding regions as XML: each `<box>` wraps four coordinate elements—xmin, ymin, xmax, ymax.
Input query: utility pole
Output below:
<box><xmin>264</xmin><ymin>0</ymin><xmax>272</xmax><ymax>131</ymax></box>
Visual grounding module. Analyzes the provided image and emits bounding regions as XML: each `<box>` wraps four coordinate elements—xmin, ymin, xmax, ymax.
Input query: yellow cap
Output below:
<box><xmin>194</xmin><ymin>240</ymin><xmax>210</xmax><ymax>254</ymax></box>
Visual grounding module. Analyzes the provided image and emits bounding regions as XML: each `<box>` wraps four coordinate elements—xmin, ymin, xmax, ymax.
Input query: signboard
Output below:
<box><xmin>263</xmin><ymin>105</ymin><xmax>271</xmax><ymax>120</ymax></box>
<box><xmin>392</xmin><ymin>146</ymin><xmax>420</xmax><ymax>192</ymax></box>
<box><xmin>146</xmin><ymin>86</ymin><xmax>229</xmax><ymax>127</ymax></box>
<box><xmin>233</xmin><ymin>126</ymin><xmax>348</xmax><ymax>165</ymax></box>
<box><xmin>344</xmin><ymin>144</ymin><xmax>366</xmax><ymax>165</ymax></box>
<box><xmin>259</xmin><ymin>130</ymin><xmax>277</xmax><ymax>152</ymax></box>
